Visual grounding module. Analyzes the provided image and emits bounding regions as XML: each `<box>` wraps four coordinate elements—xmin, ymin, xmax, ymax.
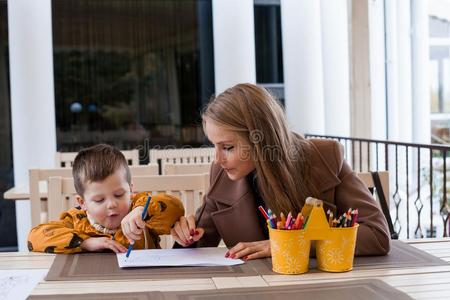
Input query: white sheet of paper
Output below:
<box><xmin>117</xmin><ymin>247</ymin><xmax>244</xmax><ymax>268</ymax></box>
<box><xmin>0</xmin><ymin>269</ymin><xmax>47</xmax><ymax>300</ymax></box>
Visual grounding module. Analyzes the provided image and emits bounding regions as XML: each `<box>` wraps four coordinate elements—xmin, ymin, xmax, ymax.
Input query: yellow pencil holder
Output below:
<box><xmin>268</xmin><ymin>227</ymin><xmax>310</xmax><ymax>274</ymax></box>
<box><xmin>315</xmin><ymin>224</ymin><xmax>359</xmax><ymax>272</ymax></box>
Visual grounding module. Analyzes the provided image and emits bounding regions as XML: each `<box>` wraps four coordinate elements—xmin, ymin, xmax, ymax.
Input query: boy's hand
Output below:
<box><xmin>121</xmin><ymin>206</ymin><xmax>146</xmax><ymax>245</ymax></box>
<box><xmin>80</xmin><ymin>237</ymin><xmax>127</xmax><ymax>253</ymax></box>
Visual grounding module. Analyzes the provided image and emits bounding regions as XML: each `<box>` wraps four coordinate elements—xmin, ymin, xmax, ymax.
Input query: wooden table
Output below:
<box><xmin>2</xmin><ymin>239</ymin><xmax>450</xmax><ymax>299</ymax></box>
<box><xmin>3</xmin><ymin>182</ymin><xmax>47</xmax><ymax>200</ymax></box>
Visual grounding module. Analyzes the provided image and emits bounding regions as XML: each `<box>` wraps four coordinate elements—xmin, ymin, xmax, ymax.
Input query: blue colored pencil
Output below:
<box><xmin>125</xmin><ymin>195</ymin><xmax>152</xmax><ymax>258</ymax></box>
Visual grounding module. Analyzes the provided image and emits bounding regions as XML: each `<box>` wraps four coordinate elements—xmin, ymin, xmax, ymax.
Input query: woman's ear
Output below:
<box><xmin>76</xmin><ymin>195</ymin><xmax>87</xmax><ymax>210</ymax></box>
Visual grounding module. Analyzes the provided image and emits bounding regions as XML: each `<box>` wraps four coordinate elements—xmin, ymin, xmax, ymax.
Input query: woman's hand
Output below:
<box><xmin>226</xmin><ymin>240</ymin><xmax>271</xmax><ymax>260</ymax></box>
<box><xmin>80</xmin><ymin>237</ymin><xmax>127</xmax><ymax>253</ymax></box>
<box><xmin>121</xmin><ymin>206</ymin><xmax>146</xmax><ymax>244</ymax></box>
<box><xmin>170</xmin><ymin>215</ymin><xmax>204</xmax><ymax>246</ymax></box>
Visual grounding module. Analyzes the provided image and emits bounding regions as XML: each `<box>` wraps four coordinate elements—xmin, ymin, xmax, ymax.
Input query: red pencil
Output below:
<box><xmin>258</xmin><ymin>205</ymin><xmax>270</xmax><ymax>221</ymax></box>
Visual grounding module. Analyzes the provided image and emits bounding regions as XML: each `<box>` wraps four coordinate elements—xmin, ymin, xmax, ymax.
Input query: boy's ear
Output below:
<box><xmin>129</xmin><ymin>182</ymin><xmax>133</xmax><ymax>193</ymax></box>
<box><xmin>76</xmin><ymin>195</ymin><xmax>87</xmax><ymax>210</ymax></box>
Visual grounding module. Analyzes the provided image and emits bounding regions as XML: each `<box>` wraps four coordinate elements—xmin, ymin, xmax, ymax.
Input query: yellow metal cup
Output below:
<box><xmin>268</xmin><ymin>227</ymin><xmax>310</xmax><ymax>274</ymax></box>
<box><xmin>316</xmin><ymin>224</ymin><xmax>359</xmax><ymax>272</ymax></box>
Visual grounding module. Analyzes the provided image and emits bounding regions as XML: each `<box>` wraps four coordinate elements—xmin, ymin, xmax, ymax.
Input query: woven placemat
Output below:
<box><xmin>45</xmin><ymin>240</ymin><xmax>446</xmax><ymax>280</ymax></box>
<box><xmin>45</xmin><ymin>249</ymin><xmax>258</xmax><ymax>281</ymax></box>
<box><xmin>28</xmin><ymin>278</ymin><xmax>412</xmax><ymax>300</ymax></box>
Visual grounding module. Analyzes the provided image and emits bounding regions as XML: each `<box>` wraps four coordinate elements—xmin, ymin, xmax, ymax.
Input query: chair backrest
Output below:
<box><xmin>357</xmin><ymin>171</ymin><xmax>398</xmax><ymax>239</ymax></box>
<box><xmin>55</xmin><ymin>149</ymin><xmax>140</xmax><ymax>168</ymax></box>
<box><xmin>356</xmin><ymin>171</ymin><xmax>389</xmax><ymax>206</ymax></box>
<box><xmin>162</xmin><ymin>162</ymin><xmax>211</xmax><ymax>175</ymax></box>
<box><xmin>129</xmin><ymin>165</ymin><xmax>159</xmax><ymax>176</ymax></box>
<box><xmin>149</xmin><ymin>148</ymin><xmax>215</xmax><ymax>172</ymax></box>
<box><xmin>29</xmin><ymin>168</ymin><xmax>73</xmax><ymax>226</ymax></box>
<box><xmin>29</xmin><ymin>165</ymin><xmax>159</xmax><ymax>226</ymax></box>
<box><xmin>47</xmin><ymin>173</ymin><xmax>210</xmax><ymax>248</ymax></box>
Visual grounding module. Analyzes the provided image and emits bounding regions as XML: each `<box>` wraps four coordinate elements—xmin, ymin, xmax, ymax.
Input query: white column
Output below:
<box><xmin>281</xmin><ymin>0</ymin><xmax>325</xmax><ymax>135</ymax></box>
<box><xmin>411</xmin><ymin>0</ymin><xmax>431</xmax><ymax>143</ymax></box>
<box><xmin>350</xmin><ymin>0</ymin><xmax>373</xmax><ymax>138</ymax></box>
<box><xmin>385</xmin><ymin>0</ymin><xmax>399</xmax><ymax>140</ymax></box>
<box><xmin>368</xmin><ymin>0</ymin><xmax>387</xmax><ymax>140</ymax></box>
<box><xmin>350</xmin><ymin>0</ymin><xmax>387</xmax><ymax>140</ymax></box>
<box><xmin>212</xmin><ymin>0</ymin><xmax>256</xmax><ymax>94</ymax></box>
<box><xmin>8</xmin><ymin>0</ymin><xmax>56</xmax><ymax>251</ymax></box>
<box><xmin>321</xmin><ymin>0</ymin><xmax>350</xmax><ymax>136</ymax></box>
<box><xmin>396</xmin><ymin>0</ymin><xmax>413</xmax><ymax>142</ymax></box>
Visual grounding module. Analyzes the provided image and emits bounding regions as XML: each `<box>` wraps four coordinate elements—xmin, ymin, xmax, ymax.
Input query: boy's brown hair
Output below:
<box><xmin>72</xmin><ymin>144</ymin><xmax>132</xmax><ymax>196</ymax></box>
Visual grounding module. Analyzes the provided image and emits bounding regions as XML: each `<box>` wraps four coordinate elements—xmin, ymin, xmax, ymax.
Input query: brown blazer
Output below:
<box><xmin>193</xmin><ymin>138</ymin><xmax>391</xmax><ymax>256</ymax></box>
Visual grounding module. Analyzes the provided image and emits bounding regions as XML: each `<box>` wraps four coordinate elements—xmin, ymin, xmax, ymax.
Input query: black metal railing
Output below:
<box><xmin>305</xmin><ymin>134</ymin><xmax>450</xmax><ymax>239</ymax></box>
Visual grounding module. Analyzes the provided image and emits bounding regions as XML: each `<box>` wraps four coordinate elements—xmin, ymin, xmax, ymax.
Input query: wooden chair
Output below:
<box><xmin>162</xmin><ymin>162</ymin><xmax>211</xmax><ymax>175</ymax></box>
<box><xmin>357</xmin><ymin>171</ymin><xmax>397</xmax><ymax>238</ymax></box>
<box><xmin>149</xmin><ymin>148</ymin><xmax>215</xmax><ymax>174</ymax></box>
<box><xmin>129</xmin><ymin>165</ymin><xmax>159</xmax><ymax>176</ymax></box>
<box><xmin>357</xmin><ymin>171</ymin><xmax>390</xmax><ymax>206</ymax></box>
<box><xmin>55</xmin><ymin>149</ymin><xmax>140</xmax><ymax>168</ymax></box>
<box><xmin>29</xmin><ymin>165</ymin><xmax>159</xmax><ymax>226</ymax></box>
<box><xmin>29</xmin><ymin>168</ymin><xmax>74</xmax><ymax>226</ymax></box>
<box><xmin>47</xmin><ymin>173</ymin><xmax>210</xmax><ymax>248</ymax></box>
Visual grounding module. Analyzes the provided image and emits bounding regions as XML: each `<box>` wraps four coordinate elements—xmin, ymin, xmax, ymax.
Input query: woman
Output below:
<box><xmin>171</xmin><ymin>83</ymin><xmax>390</xmax><ymax>260</ymax></box>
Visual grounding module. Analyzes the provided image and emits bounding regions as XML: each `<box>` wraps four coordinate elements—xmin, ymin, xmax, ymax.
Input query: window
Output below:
<box><xmin>430</xmin><ymin>17</ymin><xmax>450</xmax><ymax>114</ymax></box>
<box><xmin>429</xmin><ymin>15</ymin><xmax>450</xmax><ymax>143</ymax></box>
<box><xmin>52</xmin><ymin>0</ymin><xmax>214</xmax><ymax>155</ymax></box>
<box><xmin>254</xmin><ymin>0</ymin><xmax>284</xmax><ymax>103</ymax></box>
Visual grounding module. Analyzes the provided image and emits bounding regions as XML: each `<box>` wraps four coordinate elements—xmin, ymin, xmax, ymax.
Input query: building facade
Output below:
<box><xmin>0</xmin><ymin>0</ymin><xmax>445</xmax><ymax>250</ymax></box>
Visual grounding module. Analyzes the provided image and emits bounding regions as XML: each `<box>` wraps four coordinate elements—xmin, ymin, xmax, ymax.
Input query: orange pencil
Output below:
<box><xmin>280</xmin><ymin>212</ymin><xmax>286</xmax><ymax>226</ymax></box>
<box><xmin>332</xmin><ymin>219</ymin><xmax>339</xmax><ymax>227</ymax></box>
<box><xmin>277</xmin><ymin>221</ymin><xmax>284</xmax><ymax>230</ymax></box>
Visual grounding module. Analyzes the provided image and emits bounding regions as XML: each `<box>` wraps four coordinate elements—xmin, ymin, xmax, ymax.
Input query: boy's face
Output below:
<box><xmin>76</xmin><ymin>168</ymin><xmax>132</xmax><ymax>229</ymax></box>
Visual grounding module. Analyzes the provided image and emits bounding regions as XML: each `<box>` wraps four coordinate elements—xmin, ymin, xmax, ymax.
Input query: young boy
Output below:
<box><xmin>28</xmin><ymin>144</ymin><xmax>185</xmax><ymax>253</ymax></box>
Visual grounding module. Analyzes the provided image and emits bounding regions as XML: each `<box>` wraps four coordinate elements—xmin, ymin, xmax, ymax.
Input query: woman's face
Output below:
<box><xmin>204</xmin><ymin>119</ymin><xmax>255</xmax><ymax>181</ymax></box>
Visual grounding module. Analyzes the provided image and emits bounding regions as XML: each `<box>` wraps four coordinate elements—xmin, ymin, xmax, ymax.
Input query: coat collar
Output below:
<box><xmin>207</xmin><ymin>139</ymin><xmax>341</xmax><ymax>207</ymax></box>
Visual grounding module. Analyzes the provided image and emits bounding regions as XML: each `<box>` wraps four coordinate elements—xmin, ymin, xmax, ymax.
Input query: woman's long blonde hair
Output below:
<box><xmin>202</xmin><ymin>83</ymin><xmax>318</xmax><ymax>215</ymax></box>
